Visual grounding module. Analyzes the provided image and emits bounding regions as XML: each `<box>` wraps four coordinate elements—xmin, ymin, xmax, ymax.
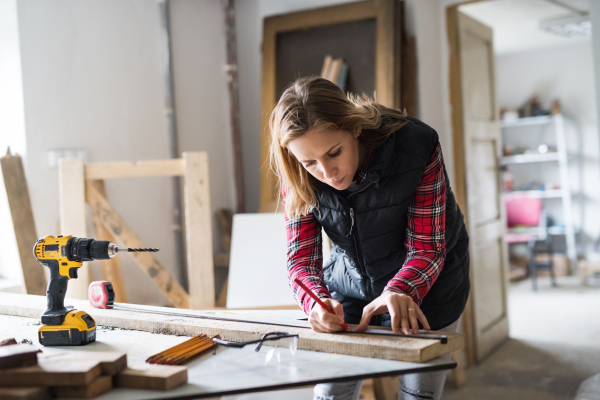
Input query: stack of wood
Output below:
<box><xmin>0</xmin><ymin>343</ymin><xmax>188</xmax><ymax>399</ymax></box>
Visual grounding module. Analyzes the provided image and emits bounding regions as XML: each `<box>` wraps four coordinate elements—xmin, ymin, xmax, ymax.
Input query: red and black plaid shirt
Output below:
<box><xmin>285</xmin><ymin>143</ymin><xmax>447</xmax><ymax>314</ymax></box>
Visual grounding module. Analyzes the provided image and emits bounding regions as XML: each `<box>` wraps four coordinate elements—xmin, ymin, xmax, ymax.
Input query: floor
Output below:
<box><xmin>443</xmin><ymin>275</ymin><xmax>600</xmax><ymax>400</ymax></box>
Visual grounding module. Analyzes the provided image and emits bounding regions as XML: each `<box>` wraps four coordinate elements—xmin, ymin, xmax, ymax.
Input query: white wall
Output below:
<box><xmin>0</xmin><ymin>0</ymin><xmax>27</xmax><ymax>282</ymax></box>
<box><xmin>496</xmin><ymin>43</ymin><xmax>599</xmax><ymax>258</ymax></box>
<box><xmin>16</xmin><ymin>0</ymin><xmax>178</xmax><ymax>305</ymax></box>
<box><xmin>169</xmin><ymin>0</ymin><xmax>234</xmax><ymax>248</ymax></box>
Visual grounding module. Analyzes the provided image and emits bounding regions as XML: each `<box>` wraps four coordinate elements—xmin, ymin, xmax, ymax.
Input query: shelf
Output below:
<box><xmin>501</xmin><ymin>152</ymin><xmax>560</xmax><ymax>165</ymax></box>
<box><xmin>506</xmin><ymin>226</ymin><xmax>566</xmax><ymax>236</ymax></box>
<box><xmin>503</xmin><ymin>190</ymin><xmax>563</xmax><ymax>198</ymax></box>
<box><xmin>501</xmin><ymin>115</ymin><xmax>556</xmax><ymax>128</ymax></box>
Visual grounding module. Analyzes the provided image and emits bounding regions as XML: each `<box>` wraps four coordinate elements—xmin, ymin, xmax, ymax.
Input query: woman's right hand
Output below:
<box><xmin>308</xmin><ymin>298</ymin><xmax>346</xmax><ymax>333</ymax></box>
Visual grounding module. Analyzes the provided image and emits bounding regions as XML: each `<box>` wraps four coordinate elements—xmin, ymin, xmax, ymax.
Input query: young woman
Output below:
<box><xmin>269</xmin><ymin>76</ymin><xmax>470</xmax><ymax>400</ymax></box>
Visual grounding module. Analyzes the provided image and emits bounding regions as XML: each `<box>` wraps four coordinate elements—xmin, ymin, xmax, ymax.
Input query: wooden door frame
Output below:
<box><xmin>260</xmin><ymin>0</ymin><xmax>400</xmax><ymax>207</ymax></box>
<box><xmin>446</xmin><ymin>0</ymin><xmax>496</xmax><ymax>366</ymax></box>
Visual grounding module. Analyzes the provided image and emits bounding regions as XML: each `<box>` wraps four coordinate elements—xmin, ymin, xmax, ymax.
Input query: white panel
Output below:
<box><xmin>227</xmin><ymin>213</ymin><xmax>296</xmax><ymax>308</ymax></box>
<box><xmin>473</xmin><ymin>242</ymin><xmax>504</xmax><ymax>332</ymax></box>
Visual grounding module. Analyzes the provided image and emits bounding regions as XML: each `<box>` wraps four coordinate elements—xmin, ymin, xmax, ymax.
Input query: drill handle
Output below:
<box><xmin>41</xmin><ymin>260</ymin><xmax>70</xmax><ymax>325</ymax></box>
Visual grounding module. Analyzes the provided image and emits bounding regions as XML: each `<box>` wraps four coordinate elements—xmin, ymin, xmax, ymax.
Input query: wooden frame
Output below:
<box><xmin>259</xmin><ymin>0</ymin><xmax>401</xmax><ymax>206</ymax></box>
<box><xmin>59</xmin><ymin>153</ymin><xmax>214</xmax><ymax>309</ymax></box>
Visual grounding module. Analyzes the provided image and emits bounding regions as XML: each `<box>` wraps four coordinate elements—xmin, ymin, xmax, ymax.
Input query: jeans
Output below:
<box><xmin>313</xmin><ymin>316</ymin><xmax>462</xmax><ymax>400</ymax></box>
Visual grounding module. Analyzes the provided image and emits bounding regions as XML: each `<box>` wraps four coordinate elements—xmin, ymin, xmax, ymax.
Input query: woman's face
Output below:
<box><xmin>287</xmin><ymin>128</ymin><xmax>361</xmax><ymax>191</ymax></box>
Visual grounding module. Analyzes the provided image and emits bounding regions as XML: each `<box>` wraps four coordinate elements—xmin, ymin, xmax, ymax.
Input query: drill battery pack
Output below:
<box><xmin>38</xmin><ymin>310</ymin><xmax>97</xmax><ymax>346</ymax></box>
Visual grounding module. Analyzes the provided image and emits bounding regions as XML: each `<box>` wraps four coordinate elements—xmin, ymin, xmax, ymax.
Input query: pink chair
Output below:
<box><xmin>504</xmin><ymin>194</ymin><xmax>556</xmax><ymax>290</ymax></box>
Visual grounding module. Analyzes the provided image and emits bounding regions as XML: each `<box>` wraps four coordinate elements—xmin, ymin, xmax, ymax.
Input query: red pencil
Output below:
<box><xmin>294</xmin><ymin>278</ymin><xmax>350</xmax><ymax>331</ymax></box>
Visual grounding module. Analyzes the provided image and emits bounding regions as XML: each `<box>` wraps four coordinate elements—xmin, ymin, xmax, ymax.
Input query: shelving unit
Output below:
<box><xmin>501</xmin><ymin>114</ymin><xmax>578</xmax><ymax>270</ymax></box>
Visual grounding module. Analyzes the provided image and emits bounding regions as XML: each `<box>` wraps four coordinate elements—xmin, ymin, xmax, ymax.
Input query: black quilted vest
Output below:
<box><xmin>313</xmin><ymin>116</ymin><xmax>470</xmax><ymax>330</ymax></box>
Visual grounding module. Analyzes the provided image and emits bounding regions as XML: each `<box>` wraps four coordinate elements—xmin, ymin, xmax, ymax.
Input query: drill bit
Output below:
<box><xmin>118</xmin><ymin>248</ymin><xmax>159</xmax><ymax>252</ymax></box>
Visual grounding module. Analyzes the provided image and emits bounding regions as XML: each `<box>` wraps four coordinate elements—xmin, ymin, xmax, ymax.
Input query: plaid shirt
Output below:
<box><xmin>285</xmin><ymin>143</ymin><xmax>447</xmax><ymax>314</ymax></box>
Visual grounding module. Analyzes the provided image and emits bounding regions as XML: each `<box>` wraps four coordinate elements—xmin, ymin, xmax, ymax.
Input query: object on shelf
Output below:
<box><xmin>501</xmin><ymin>167</ymin><xmax>514</xmax><ymax>192</ymax></box>
<box><xmin>320</xmin><ymin>55</ymin><xmax>348</xmax><ymax>89</ymax></box>
<box><xmin>551</xmin><ymin>99</ymin><xmax>561</xmax><ymax>115</ymax></box>
<box><xmin>501</xmin><ymin>108</ymin><xmax>519</xmax><ymax>122</ymax></box>
<box><xmin>519</xmin><ymin>95</ymin><xmax>552</xmax><ymax>118</ymax></box>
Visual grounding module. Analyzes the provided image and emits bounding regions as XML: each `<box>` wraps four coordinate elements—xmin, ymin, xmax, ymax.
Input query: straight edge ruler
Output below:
<box><xmin>108</xmin><ymin>303</ymin><xmax>447</xmax><ymax>344</ymax></box>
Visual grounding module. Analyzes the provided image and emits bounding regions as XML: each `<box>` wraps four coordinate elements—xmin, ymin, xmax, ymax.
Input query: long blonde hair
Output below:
<box><xmin>269</xmin><ymin>76</ymin><xmax>408</xmax><ymax>219</ymax></box>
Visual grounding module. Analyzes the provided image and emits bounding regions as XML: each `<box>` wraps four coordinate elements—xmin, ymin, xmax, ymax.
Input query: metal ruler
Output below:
<box><xmin>109</xmin><ymin>303</ymin><xmax>448</xmax><ymax>344</ymax></box>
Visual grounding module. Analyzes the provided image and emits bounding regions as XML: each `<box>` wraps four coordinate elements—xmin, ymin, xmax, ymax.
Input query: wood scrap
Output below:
<box><xmin>115</xmin><ymin>365</ymin><xmax>188</xmax><ymax>391</ymax></box>
<box><xmin>52</xmin><ymin>375</ymin><xmax>112</xmax><ymax>399</ymax></box>
<box><xmin>0</xmin><ymin>387</ymin><xmax>50</xmax><ymax>400</ymax></box>
<box><xmin>0</xmin><ymin>338</ymin><xmax>17</xmax><ymax>347</ymax></box>
<box><xmin>0</xmin><ymin>353</ymin><xmax>102</xmax><ymax>387</ymax></box>
<box><xmin>0</xmin><ymin>344</ymin><xmax>39</xmax><ymax>370</ymax></box>
<box><xmin>0</xmin><ymin>150</ymin><xmax>47</xmax><ymax>296</ymax></box>
<box><xmin>146</xmin><ymin>334</ymin><xmax>217</xmax><ymax>365</ymax></box>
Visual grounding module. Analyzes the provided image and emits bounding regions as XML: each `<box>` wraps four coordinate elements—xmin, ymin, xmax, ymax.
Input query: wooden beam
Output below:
<box><xmin>87</xmin><ymin>180</ymin><xmax>127</xmax><ymax>303</ymax></box>
<box><xmin>224</xmin><ymin>0</ymin><xmax>246</xmax><ymax>213</ymax></box>
<box><xmin>182</xmin><ymin>152</ymin><xmax>215</xmax><ymax>309</ymax></box>
<box><xmin>0</xmin><ymin>293</ymin><xmax>465</xmax><ymax>363</ymax></box>
<box><xmin>85</xmin><ymin>181</ymin><xmax>189</xmax><ymax>309</ymax></box>
<box><xmin>84</xmin><ymin>159</ymin><xmax>184</xmax><ymax>180</ymax></box>
<box><xmin>58</xmin><ymin>158</ymin><xmax>89</xmax><ymax>300</ymax></box>
<box><xmin>0</xmin><ymin>151</ymin><xmax>46</xmax><ymax>295</ymax></box>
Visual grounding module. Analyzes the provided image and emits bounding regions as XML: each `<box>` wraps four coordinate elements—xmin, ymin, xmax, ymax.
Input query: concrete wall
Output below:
<box><xmin>496</xmin><ymin>43</ymin><xmax>599</xmax><ymax>258</ymax></box>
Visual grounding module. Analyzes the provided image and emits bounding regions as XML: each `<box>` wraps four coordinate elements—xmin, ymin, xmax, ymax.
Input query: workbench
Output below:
<box><xmin>0</xmin><ymin>293</ymin><xmax>461</xmax><ymax>399</ymax></box>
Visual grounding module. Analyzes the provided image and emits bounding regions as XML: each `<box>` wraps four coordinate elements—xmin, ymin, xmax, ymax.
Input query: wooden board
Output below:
<box><xmin>0</xmin><ymin>151</ymin><xmax>46</xmax><ymax>295</ymax></box>
<box><xmin>85</xmin><ymin>181</ymin><xmax>190</xmax><ymax>309</ymax></box>
<box><xmin>53</xmin><ymin>375</ymin><xmax>113</xmax><ymax>399</ymax></box>
<box><xmin>182</xmin><ymin>152</ymin><xmax>214</xmax><ymax>309</ymax></box>
<box><xmin>0</xmin><ymin>353</ymin><xmax>102</xmax><ymax>387</ymax></box>
<box><xmin>58</xmin><ymin>157</ymin><xmax>90</xmax><ymax>300</ymax></box>
<box><xmin>0</xmin><ymin>387</ymin><xmax>50</xmax><ymax>400</ymax></box>
<box><xmin>0</xmin><ymin>344</ymin><xmax>38</xmax><ymax>370</ymax></box>
<box><xmin>0</xmin><ymin>293</ymin><xmax>464</xmax><ymax>363</ymax></box>
<box><xmin>115</xmin><ymin>365</ymin><xmax>188</xmax><ymax>391</ymax></box>
<box><xmin>84</xmin><ymin>159</ymin><xmax>184</xmax><ymax>180</ymax></box>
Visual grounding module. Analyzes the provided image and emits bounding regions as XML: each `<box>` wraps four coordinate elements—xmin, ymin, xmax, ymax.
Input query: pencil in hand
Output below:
<box><xmin>294</xmin><ymin>278</ymin><xmax>350</xmax><ymax>331</ymax></box>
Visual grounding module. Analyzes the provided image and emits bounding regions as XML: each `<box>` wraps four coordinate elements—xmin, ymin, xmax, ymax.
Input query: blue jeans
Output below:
<box><xmin>313</xmin><ymin>317</ymin><xmax>462</xmax><ymax>400</ymax></box>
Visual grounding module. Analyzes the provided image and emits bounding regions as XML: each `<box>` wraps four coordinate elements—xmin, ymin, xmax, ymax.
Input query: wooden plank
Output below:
<box><xmin>85</xmin><ymin>182</ymin><xmax>189</xmax><ymax>309</ymax></box>
<box><xmin>84</xmin><ymin>159</ymin><xmax>184</xmax><ymax>180</ymax></box>
<box><xmin>0</xmin><ymin>293</ymin><xmax>465</xmax><ymax>363</ymax></box>
<box><xmin>115</xmin><ymin>365</ymin><xmax>188</xmax><ymax>391</ymax></box>
<box><xmin>0</xmin><ymin>353</ymin><xmax>102</xmax><ymax>387</ymax></box>
<box><xmin>0</xmin><ymin>151</ymin><xmax>46</xmax><ymax>295</ymax></box>
<box><xmin>0</xmin><ymin>387</ymin><xmax>50</xmax><ymax>400</ymax></box>
<box><xmin>0</xmin><ymin>344</ymin><xmax>38</xmax><ymax>370</ymax></box>
<box><xmin>58</xmin><ymin>157</ymin><xmax>90</xmax><ymax>300</ymax></box>
<box><xmin>53</xmin><ymin>375</ymin><xmax>112</xmax><ymax>399</ymax></box>
<box><xmin>374</xmin><ymin>0</ymin><xmax>397</xmax><ymax>108</ymax></box>
<box><xmin>87</xmin><ymin>180</ymin><xmax>127</xmax><ymax>303</ymax></box>
<box><xmin>182</xmin><ymin>152</ymin><xmax>214</xmax><ymax>309</ymax></box>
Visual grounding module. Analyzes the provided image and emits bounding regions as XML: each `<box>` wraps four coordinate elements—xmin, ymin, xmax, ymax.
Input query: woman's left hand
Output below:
<box><xmin>354</xmin><ymin>291</ymin><xmax>431</xmax><ymax>334</ymax></box>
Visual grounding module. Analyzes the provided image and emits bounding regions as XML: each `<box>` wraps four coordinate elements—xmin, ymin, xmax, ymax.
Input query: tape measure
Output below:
<box><xmin>88</xmin><ymin>281</ymin><xmax>115</xmax><ymax>309</ymax></box>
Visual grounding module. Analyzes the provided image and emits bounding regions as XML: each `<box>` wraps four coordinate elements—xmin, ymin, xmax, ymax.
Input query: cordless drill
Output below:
<box><xmin>33</xmin><ymin>235</ymin><xmax>158</xmax><ymax>346</ymax></box>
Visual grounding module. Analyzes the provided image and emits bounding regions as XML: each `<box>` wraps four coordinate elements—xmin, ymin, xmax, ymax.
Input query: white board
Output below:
<box><xmin>227</xmin><ymin>213</ymin><xmax>297</xmax><ymax>308</ymax></box>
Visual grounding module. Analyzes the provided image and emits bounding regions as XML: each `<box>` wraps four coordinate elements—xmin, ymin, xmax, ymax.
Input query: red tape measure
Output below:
<box><xmin>88</xmin><ymin>281</ymin><xmax>115</xmax><ymax>309</ymax></box>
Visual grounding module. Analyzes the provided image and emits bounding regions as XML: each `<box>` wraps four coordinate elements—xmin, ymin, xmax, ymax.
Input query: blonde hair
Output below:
<box><xmin>269</xmin><ymin>76</ymin><xmax>408</xmax><ymax>219</ymax></box>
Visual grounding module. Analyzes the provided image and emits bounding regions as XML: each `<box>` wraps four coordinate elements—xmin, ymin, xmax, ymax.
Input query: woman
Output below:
<box><xmin>269</xmin><ymin>76</ymin><xmax>470</xmax><ymax>400</ymax></box>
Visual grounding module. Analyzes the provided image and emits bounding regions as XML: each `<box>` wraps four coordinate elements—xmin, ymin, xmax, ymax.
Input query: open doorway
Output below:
<box><xmin>446</xmin><ymin>0</ymin><xmax>600</xmax><ymax>398</ymax></box>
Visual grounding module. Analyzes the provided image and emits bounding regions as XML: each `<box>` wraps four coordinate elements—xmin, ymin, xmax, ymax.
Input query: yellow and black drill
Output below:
<box><xmin>33</xmin><ymin>235</ymin><xmax>158</xmax><ymax>346</ymax></box>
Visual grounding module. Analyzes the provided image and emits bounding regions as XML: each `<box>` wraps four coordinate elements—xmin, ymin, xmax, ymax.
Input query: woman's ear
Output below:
<box><xmin>354</xmin><ymin>129</ymin><xmax>361</xmax><ymax>138</ymax></box>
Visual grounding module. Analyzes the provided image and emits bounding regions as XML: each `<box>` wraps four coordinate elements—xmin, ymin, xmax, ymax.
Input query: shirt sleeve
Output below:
<box><xmin>384</xmin><ymin>142</ymin><xmax>447</xmax><ymax>305</ymax></box>
<box><xmin>283</xmin><ymin>188</ymin><xmax>332</xmax><ymax>315</ymax></box>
